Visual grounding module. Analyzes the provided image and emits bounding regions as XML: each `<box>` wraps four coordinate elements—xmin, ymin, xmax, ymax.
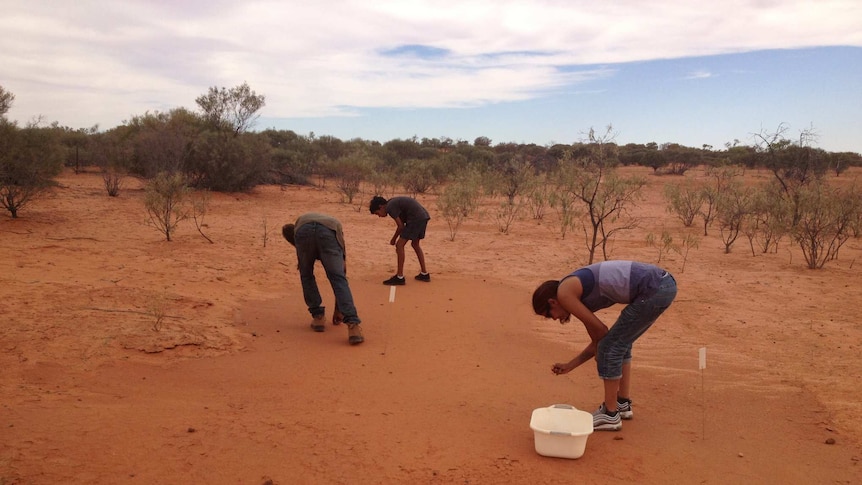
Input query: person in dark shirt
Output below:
<box><xmin>369</xmin><ymin>195</ymin><xmax>431</xmax><ymax>285</ymax></box>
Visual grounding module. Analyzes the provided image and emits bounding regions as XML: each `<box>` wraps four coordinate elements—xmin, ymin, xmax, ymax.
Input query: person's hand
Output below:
<box><xmin>389</xmin><ymin>237</ymin><xmax>397</xmax><ymax>246</ymax></box>
<box><xmin>332</xmin><ymin>309</ymin><xmax>344</xmax><ymax>326</ymax></box>
<box><xmin>552</xmin><ymin>362</ymin><xmax>574</xmax><ymax>375</ymax></box>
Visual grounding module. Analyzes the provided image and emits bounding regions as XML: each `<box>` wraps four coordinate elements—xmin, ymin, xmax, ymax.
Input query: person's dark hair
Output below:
<box><xmin>282</xmin><ymin>224</ymin><xmax>296</xmax><ymax>246</ymax></box>
<box><xmin>369</xmin><ymin>196</ymin><xmax>388</xmax><ymax>214</ymax></box>
<box><xmin>532</xmin><ymin>280</ymin><xmax>560</xmax><ymax>315</ymax></box>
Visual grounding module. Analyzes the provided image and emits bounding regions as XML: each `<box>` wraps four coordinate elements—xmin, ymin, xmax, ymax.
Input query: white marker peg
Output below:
<box><xmin>698</xmin><ymin>347</ymin><xmax>707</xmax><ymax>370</ymax></box>
<box><xmin>388</xmin><ymin>285</ymin><xmax>396</xmax><ymax>303</ymax></box>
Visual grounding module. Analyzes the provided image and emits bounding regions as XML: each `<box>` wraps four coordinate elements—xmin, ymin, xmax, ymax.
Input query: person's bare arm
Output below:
<box><xmin>551</xmin><ymin>277</ymin><xmax>609</xmax><ymax>375</ymax></box>
<box><xmin>557</xmin><ymin>277</ymin><xmax>609</xmax><ymax>343</ymax></box>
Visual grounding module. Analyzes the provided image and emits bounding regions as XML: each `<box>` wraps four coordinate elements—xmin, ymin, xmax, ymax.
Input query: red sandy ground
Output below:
<box><xmin>1</xmin><ymin>167</ymin><xmax>860</xmax><ymax>484</ymax></box>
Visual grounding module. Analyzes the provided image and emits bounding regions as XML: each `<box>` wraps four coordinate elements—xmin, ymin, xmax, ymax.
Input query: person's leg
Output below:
<box><xmin>401</xmin><ymin>219</ymin><xmax>429</xmax><ymax>277</ymax></box>
<box><xmin>597</xmin><ymin>274</ymin><xmax>677</xmax><ymax>418</ymax></box>
<box><xmin>603</xmin><ymin>378</ymin><xmax>621</xmax><ymax>412</ymax></box>
<box><xmin>317</xmin><ymin>226</ymin><xmax>364</xmax><ymax>344</ymax></box>
<box><xmin>317</xmin><ymin>227</ymin><xmax>360</xmax><ymax>324</ymax></box>
<box><xmin>410</xmin><ymin>239</ymin><xmax>427</xmax><ymax>273</ymax></box>
<box><xmin>619</xmin><ymin>360</ymin><xmax>632</xmax><ymax>400</ymax></box>
<box><xmin>294</xmin><ymin>224</ymin><xmax>324</xmax><ymax>319</ymax></box>
<box><xmin>394</xmin><ymin>238</ymin><xmax>407</xmax><ymax>277</ymax></box>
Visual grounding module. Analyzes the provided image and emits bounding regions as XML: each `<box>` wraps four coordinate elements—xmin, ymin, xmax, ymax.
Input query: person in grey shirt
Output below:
<box><xmin>369</xmin><ymin>195</ymin><xmax>431</xmax><ymax>285</ymax></box>
<box><xmin>532</xmin><ymin>260</ymin><xmax>677</xmax><ymax>430</ymax></box>
<box><xmin>282</xmin><ymin>213</ymin><xmax>364</xmax><ymax>345</ymax></box>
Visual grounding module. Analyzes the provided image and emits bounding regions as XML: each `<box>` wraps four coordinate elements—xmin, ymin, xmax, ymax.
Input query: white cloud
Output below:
<box><xmin>685</xmin><ymin>70</ymin><xmax>713</xmax><ymax>80</ymax></box>
<box><xmin>2</xmin><ymin>0</ymin><xmax>861</xmax><ymax>129</ymax></box>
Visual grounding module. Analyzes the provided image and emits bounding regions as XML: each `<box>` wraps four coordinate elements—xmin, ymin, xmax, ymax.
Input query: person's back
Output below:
<box><xmin>568</xmin><ymin>261</ymin><xmax>665</xmax><ymax>312</ymax></box>
<box><xmin>385</xmin><ymin>196</ymin><xmax>430</xmax><ymax>223</ymax></box>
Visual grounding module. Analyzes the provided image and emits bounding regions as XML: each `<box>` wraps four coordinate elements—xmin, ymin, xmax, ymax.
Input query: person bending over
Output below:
<box><xmin>532</xmin><ymin>260</ymin><xmax>676</xmax><ymax>430</ymax></box>
<box><xmin>282</xmin><ymin>213</ymin><xmax>364</xmax><ymax>345</ymax></box>
<box><xmin>369</xmin><ymin>195</ymin><xmax>431</xmax><ymax>286</ymax></box>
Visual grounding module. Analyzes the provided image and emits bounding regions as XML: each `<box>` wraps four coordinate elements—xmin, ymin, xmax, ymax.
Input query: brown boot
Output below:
<box><xmin>347</xmin><ymin>323</ymin><xmax>364</xmax><ymax>345</ymax></box>
<box><xmin>310</xmin><ymin>314</ymin><xmax>325</xmax><ymax>332</ymax></box>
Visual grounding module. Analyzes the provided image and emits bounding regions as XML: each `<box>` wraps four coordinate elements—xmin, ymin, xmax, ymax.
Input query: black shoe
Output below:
<box><xmin>617</xmin><ymin>397</ymin><xmax>633</xmax><ymax>420</ymax></box>
<box><xmin>383</xmin><ymin>275</ymin><xmax>405</xmax><ymax>286</ymax></box>
<box><xmin>414</xmin><ymin>272</ymin><xmax>431</xmax><ymax>282</ymax></box>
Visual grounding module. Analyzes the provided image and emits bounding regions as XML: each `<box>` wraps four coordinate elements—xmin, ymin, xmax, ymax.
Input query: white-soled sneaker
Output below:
<box><xmin>592</xmin><ymin>403</ymin><xmax>622</xmax><ymax>431</ymax></box>
<box><xmin>617</xmin><ymin>397</ymin><xmax>633</xmax><ymax>420</ymax></box>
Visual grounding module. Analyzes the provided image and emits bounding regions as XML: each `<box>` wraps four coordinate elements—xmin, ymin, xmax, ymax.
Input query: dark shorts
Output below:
<box><xmin>400</xmin><ymin>218</ymin><xmax>429</xmax><ymax>241</ymax></box>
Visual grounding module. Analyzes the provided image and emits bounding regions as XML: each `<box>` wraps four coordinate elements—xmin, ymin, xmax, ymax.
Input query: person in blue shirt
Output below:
<box><xmin>532</xmin><ymin>260</ymin><xmax>677</xmax><ymax>430</ymax></box>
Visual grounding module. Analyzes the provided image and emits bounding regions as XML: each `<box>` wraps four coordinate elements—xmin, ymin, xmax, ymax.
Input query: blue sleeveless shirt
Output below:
<box><xmin>562</xmin><ymin>261</ymin><xmax>665</xmax><ymax>312</ymax></box>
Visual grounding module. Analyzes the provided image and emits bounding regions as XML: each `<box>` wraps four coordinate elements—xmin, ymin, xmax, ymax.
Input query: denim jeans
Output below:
<box><xmin>596</xmin><ymin>273</ymin><xmax>677</xmax><ymax>379</ymax></box>
<box><xmin>294</xmin><ymin>222</ymin><xmax>360</xmax><ymax>324</ymax></box>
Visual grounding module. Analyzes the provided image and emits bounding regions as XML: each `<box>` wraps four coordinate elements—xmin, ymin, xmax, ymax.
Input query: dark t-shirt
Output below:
<box><xmin>386</xmin><ymin>196</ymin><xmax>430</xmax><ymax>223</ymax></box>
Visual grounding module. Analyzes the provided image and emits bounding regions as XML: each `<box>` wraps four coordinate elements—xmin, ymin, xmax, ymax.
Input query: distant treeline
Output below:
<box><xmin>2</xmin><ymin>82</ymin><xmax>861</xmax><ymax>195</ymax></box>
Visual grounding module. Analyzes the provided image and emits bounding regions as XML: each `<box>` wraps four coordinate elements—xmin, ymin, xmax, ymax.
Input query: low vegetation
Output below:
<box><xmin>2</xmin><ymin>82</ymin><xmax>861</xmax><ymax>269</ymax></box>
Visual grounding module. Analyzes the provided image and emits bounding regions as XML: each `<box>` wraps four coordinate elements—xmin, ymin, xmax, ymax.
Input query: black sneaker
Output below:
<box><xmin>383</xmin><ymin>275</ymin><xmax>405</xmax><ymax>286</ymax></box>
<box><xmin>414</xmin><ymin>272</ymin><xmax>431</xmax><ymax>282</ymax></box>
<box><xmin>617</xmin><ymin>397</ymin><xmax>633</xmax><ymax>420</ymax></box>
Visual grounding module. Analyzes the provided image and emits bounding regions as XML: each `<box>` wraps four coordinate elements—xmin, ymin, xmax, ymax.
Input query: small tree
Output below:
<box><xmin>190</xmin><ymin>189</ymin><xmax>214</xmax><ymax>243</ymax></box>
<box><xmin>665</xmin><ymin>182</ymin><xmax>703</xmax><ymax>227</ymax></box>
<box><xmin>716</xmin><ymin>183</ymin><xmax>754</xmax><ymax>253</ymax></box>
<box><xmin>568</xmin><ymin>126</ymin><xmax>645</xmax><ymax>262</ymax></box>
<box><xmin>646</xmin><ymin>230</ymin><xmax>675</xmax><ymax>264</ymax></box>
<box><xmin>195</xmin><ymin>82</ymin><xmax>265</xmax><ymax>137</ymax></box>
<box><xmin>0</xmin><ymin>85</ymin><xmax>14</xmax><ymax>117</ymax></box>
<box><xmin>525</xmin><ymin>172</ymin><xmax>551</xmax><ymax>220</ymax></box>
<box><xmin>792</xmin><ymin>183</ymin><xmax>859</xmax><ymax>269</ymax></box>
<box><xmin>144</xmin><ymin>172</ymin><xmax>190</xmax><ymax>241</ymax></box>
<box><xmin>0</xmin><ymin>119</ymin><xmax>65</xmax><ymax>218</ymax></box>
<box><xmin>749</xmin><ymin>185</ymin><xmax>792</xmax><ymax>254</ymax></box>
<box><xmin>400</xmin><ymin>158</ymin><xmax>437</xmax><ymax>196</ymax></box>
<box><xmin>698</xmin><ymin>165</ymin><xmax>741</xmax><ymax>236</ymax></box>
<box><xmin>332</xmin><ymin>152</ymin><xmax>370</xmax><ymax>204</ymax></box>
<box><xmin>437</xmin><ymin>168</ymin><xmax>482</xmax><ymax>241</ymax></box>
<box><xmin>674</xmin><ymin>233</ymin><xmax>700</xmax><ymax>273</ymax></box>
<box><xmin>496</xmin><ymin>198</ymin><xmax>523</xmax><ymax>234</ymax></box>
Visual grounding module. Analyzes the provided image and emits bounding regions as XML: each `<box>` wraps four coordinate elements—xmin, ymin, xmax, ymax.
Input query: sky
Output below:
<box><xmin>2</xmin><ymin>1</ymin><xmax>861</xmax><ymax>153</ymax></box>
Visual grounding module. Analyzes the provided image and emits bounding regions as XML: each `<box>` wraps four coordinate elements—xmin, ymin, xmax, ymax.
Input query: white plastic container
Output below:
<box><xmin>529</xmin><ymin>404</ymin><xmax>594</xmax><ymax>459</ymax></box>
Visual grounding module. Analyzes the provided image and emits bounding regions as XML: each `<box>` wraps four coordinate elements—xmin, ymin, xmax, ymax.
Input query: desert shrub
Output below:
<box><xmin>525</xmin><ymin>173</ymin><xmax>551</xmax><ymax>220</ymax></box>
<box><xmin>496</xmin><ymin>198</ymin><xmax>523</xmax><ymax>234</ymax></box>
<box><xmin>698</xmin><ymin>165</ymin><xmax>742</xmax><ymax>236</ymax></box>
<box><xmin>716</xmin><ymin>182</ymin><xmax>754</xmax><ymax>253</ymax></box>
<box><xmin>102</xmin><ymin>169</ymin><xmax>125</xmax><ymax>197</ymax></box>
<box><xmin>675</xmin><ymin>233</ymin><xmax>700</xmax><ymax>273</ymax></box>
<box><xmin>145</xmin><ymin>172</ymin><xmax>190</xmax><ymax>241</ymax></box>
<box><xmin>792</xmin><ymin>183</ymin><xmax>859</xmax><ymax>269</ymax></box>
<box><xmin>332</xmin><ymin>154</ymin><xmax>369</xmax><ymax>204</ymax></box>
<box><xmin>0</xmin><ymin>120</ymin><xmax>64</xmax><ymax>218</ymax></box>
<box><xmin>746</xmin><ymin>185</ymin><xmax>792</xmax><ymax>254</ymax></box>
<box><xmin>436</xmin><ymin>169</ymin><xmax>483</xmax><ymax>241</ymax></box>
<box><xmin>646</xmin><ymin>230</ymin><xmax>675</xmax><ymax>264</ymax></box>
<box><xmin>400</xmin><ymin>159</ymin><xmax>437</xmax><ymax>196</ymax></box>
<box><xmin>190</xmin><ymin>189</ymin><xmax>213</xmax><ymax>243</ymax></box>
<box><xmin>186</xmin><ymin>132</ymin><xmax>271</xmax><ymax>192</ymax></box>
<box><xmin>665</xmin><ymin>182</ymin><xmax>703</xmax><ymax>227</ymax></box>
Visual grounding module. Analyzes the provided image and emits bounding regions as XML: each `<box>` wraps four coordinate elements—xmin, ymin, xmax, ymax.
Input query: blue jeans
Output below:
<box><xmin>294</xmin><ymin>222</ymin><xmax>360</xmax><ymax>324</ymax></box>
<box><xmin>596</xmin><ymin>273</ymin><xmax>677</xmax><ymax>379</ymax></box>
